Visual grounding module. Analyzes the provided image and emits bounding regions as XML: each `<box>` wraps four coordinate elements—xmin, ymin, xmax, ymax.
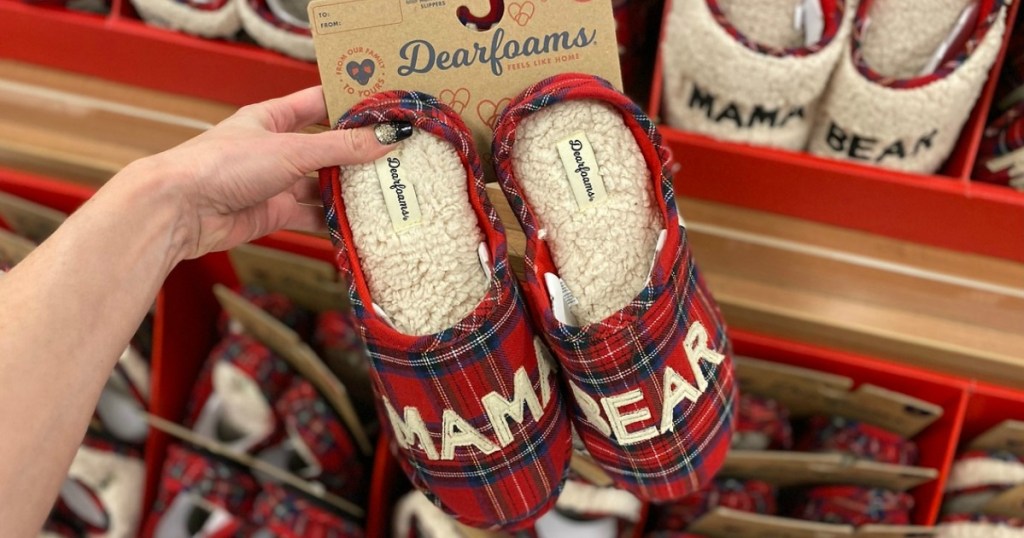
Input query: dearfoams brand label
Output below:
<box><xmin>308</xmin><ymin>0</ymin><xmax>621</xmax><ymax>159</ymax></box>
<box><xmin>374</xmin><ymin>151</ymin><xmax>422</xmax><ymax>234</ymax></box>
<box><xmin>557</xmin><ymin>132</ymin><xmax>608</xmax><ymax>211</ymax></box>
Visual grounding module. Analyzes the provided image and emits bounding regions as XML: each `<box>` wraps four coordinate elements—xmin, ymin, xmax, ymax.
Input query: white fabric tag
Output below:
<box><xmin>556</xmin><ymin>132</ymin><xmax>609</xmax><ymax>212</ymax></box>
<box><xmin>477</xmin><ymin>242</ymin><xmax>492</xmax><ymax>281</ymax></box>
<box><xmin>374</xmin><ymin>150</ymin><xmax>423</xmax><ymax>234</ymax></box>
<box><xmin>545</xmin><ymin>273</ymin><xmax>580</xmax><ymax>326</ymax></box>
<box><xmin>921</xmin><ymin>2</ymin><xmax>980</xmax><ymax>76</ymax></box>
<box><xmin>372</xmin><ymin>303</ymin><xmax>398</xmax><ymax>329</ymax></box>
<box><xmin>645</xmin><ymin>229</ymin><xmax>668</xmax><ymax>285</ymax></box>
<box><xmin>795</xmin><ymin>0</ymin><xmax>824</xmax><ymax>46</ymax></box>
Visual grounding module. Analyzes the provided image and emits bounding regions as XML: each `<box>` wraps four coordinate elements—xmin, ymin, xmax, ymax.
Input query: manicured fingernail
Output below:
<box><xmin>374</xmin><ymin>121</ymin><xmax>413</xmax><ymax>145</ymax></box>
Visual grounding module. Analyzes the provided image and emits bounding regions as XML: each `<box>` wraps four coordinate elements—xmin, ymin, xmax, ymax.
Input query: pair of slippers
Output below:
<box><xmin>318</xmin><ymin>73</ymin><xmax>735</xmax><ymax>529</ymax></box>
<box><xmin>663</xmin><ymin>0</ymin><xmax>1008</xmax><ymax>174</ymax></box>
<box><xmin>130</xmin><ymin>0</ymin><xmax>313</xmax><ymax>60</ymax></box>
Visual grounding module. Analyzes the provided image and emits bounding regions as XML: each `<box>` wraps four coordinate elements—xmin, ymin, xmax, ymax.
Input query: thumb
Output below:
<box><xmin>285</xmin><ymin>122</ymin><xmax>413</xmax><ymax>171</ymax></box>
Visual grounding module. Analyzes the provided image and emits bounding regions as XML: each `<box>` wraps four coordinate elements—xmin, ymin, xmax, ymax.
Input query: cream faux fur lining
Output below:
<box><xmin>662</xmin><ymin>0</ymin><xmax>854</xmax><ymax>150</ymax></box>
<box><xmin>340</xmin><ymin>130</ymin><xmax>487</xmax><ymax>336</ymax></box>
<box><xmin>554</xmin><ymin>480</ymin><xmax>642</xmax><ymax>522</ymax></box>
<box><xmin>808</xmin><ymin>1</ymin><xmax>1006</xmax><ymax>173</ymax></box>
<box><xmin>130</xmin><ymin>0</ymin><xmax>242</xmax><ymax>38</ymax></box>
<box><xmin>937</xmin><ymin>522</ymin><xmax>1024</xmax><ymax>538</ymax></box>
<box><xmin>64</xmin><ymin>445</ymin><xmax>145</xmax><ymax>538</ymax></box>
<box><xmin>393</xmin><ymin>490</ymin><xmax>462</xmax><ymax>538</ymax></box>
<box><xmin>945</xmin><ymin>457</ymin><xmax>1024</xmax><ymax>492</ymax></box>
<box><xmin>237</xmin><ymin>0</ymin><xmax>315</xmax><ymax>61</ymax></box>
<box><xmin>512</xmin><ymin>100</ymin><xmax>659</xmax><ymax>325</ymax></box>
<box><xmin>718</xmin><ymin>0</ymin><xmax>809</xmax><ymax>50</ymax></box>
<box><xmin>860</xmin><ymin>0</ymin><xmax>975</xmax><ymax>79</ymax></box>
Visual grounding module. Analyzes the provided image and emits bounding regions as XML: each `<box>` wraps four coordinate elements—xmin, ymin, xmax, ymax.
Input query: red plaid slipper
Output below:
<box><xmin>796</xmin><ymin>415</ymin><xmax>918</xmax><ymax>465</ymax></box>
<box><xmin>491</xmin><ymin>73</ymin><xmax>735</xmax><ymax>502</ymax></box>
<box><xmin>318</xmin><ymin>91</ymin><xmax>572</xmax><ymax>529</ymax></box>
<box><xmin>789</xmin><ymin>486</ymin><xmax>914</xmax><ymax>526</ymax></box>
<box><xmin>734</xmin><ymin>393</ymin><xmax>792</xmax><ymax>451</ymax></box>
<box><xmin>249</xmin><ymin>481</ymin><xmax>365</xmax><ymax>538</ymax></box>
<box><xmin>266</xmin><ymin>378</ymin><xmax>367</xmax><ymax>503</ymax></box>
<box><xmin>144</xmin><ymin>443</ymin><xmax>258</xmax><ymax>537</ymax></box>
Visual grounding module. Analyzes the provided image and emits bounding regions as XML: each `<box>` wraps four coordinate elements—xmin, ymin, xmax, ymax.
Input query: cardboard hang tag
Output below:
<box><xmin>228</xmin><ymin>244</ymin><xmax>348</xmax><ymax>313</ymax></box>
<box><xmin>856</xmin><ymin>525</ymin><xmax>936</xmax><ymax>537</ymax></box>
<box><xmin>735</xmin><ymin>357</ymin><xmax>943</xmax><ymax>438</ymax></box>
<box><xmin>569</xmin><ymin>451</ymin><xmax>614</xmax><ymax>488</ymax></box>
<box><xmin>306</xmin><ymin>0</ymin><xmax>622</xmax><ymax>160</ymax></box>
<box><xmin>690</xmin><ymin>508</ymin><xmax>855</xmax><ymax>538</ymax></box>
<box><xmin>146</xmin><ymin>413</ymin><xmax>365</xmax><ymax>519</ymax></box>
<box><xmin>981</xmin><ymin>483</ymin><xmax>1024</xmax><ymax>519</ymax></box>
<box><xmin>721</xmin><ymin>450</ymin><xmax>938</xmax><ymax>491</ymax></box>
<box><xmin>213</xmin><ymin>285</ymin><xmax>373</xmax><ymax>456</ymax></box>
<box><xmin>969</xmin><ymin>420</ymin><xmax>1024</xmax><ymax>456</ymax></box>
<box><xmin>0</xmin><ymin>192</ymin><xmax>67</xmax><ymax>244</ymax></box>
<box><xmin>0</xmin><ymin>228</ymin><xmax>35</xmax><ymax>266</ymax></box>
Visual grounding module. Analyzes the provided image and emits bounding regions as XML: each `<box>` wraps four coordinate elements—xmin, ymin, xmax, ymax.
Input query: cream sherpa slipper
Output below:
<box><xmin>94</xmin><ymin>346</ymin><xmax>150</xmax><ymax>444</ymax></box>
<box><xmin>808</xmin><ymin>0</ymin><xmax>1008</xmax><ymax>173</ymax></box>
<box><xmin>58</xmin><ymin>435</ymin><xmax>145</xmax><ymax>538</ymax></box>
<box><xmin>130</xmin><ymin>0</ymin><xmax>241</xmax><ymax>38</ymax></box>
<box><xmin>662</xmin><ymin>0</ymin><xmax>854</xmax><ymax>150</ymax></box>
<box><xmin>237</xmin><ymin>0</ymin><xmax>314</xmax><ymax>61</ymax></box>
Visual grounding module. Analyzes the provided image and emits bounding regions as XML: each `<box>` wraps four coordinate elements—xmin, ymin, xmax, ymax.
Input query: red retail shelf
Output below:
<box><xmin>0</xmin><ymin>0</ymin><xmax>319</xmax><ymax>106</ymax></box>
<box><xmin>650</xmin><ymin>0</ymin><xmax>1024</xmax><ymax>263</ymax></box>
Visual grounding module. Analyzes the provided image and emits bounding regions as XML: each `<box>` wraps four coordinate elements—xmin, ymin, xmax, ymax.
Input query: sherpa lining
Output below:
<box><xmin>860</xmin><ymin>0</ymin><xmax>977</xmax><ymax>79</ymax></box>
<box><xmin>662</xmin><ymin>0</ymin><xmax>854</xmax><ymax>150</ymax></box>
<box><xmin>512</xmin><ymin>100</ymin><xmax>659</xmax><ymax>325</ymax></box>
<box><xmin>945</xmin><ymin>456</ymin><xmax>1024</xmax><ymax>492</ymax></box>
<box><xmin>237</xmin><ymin>0</ymin><xmax>315</xmax><ymax>61</ymax></box>
<box><xmin>66</xmin><ymin>445</ymin><xmax>145</xmax><ymax>538</ymax></box>
<box><xmin>340</xmin><ymin>130</ymin><xmax>487</xmax><ymax>336</ymax></box>
<box><xmin>717</xmin><ymin>0</ymin><xmax>831</xmax><ymax>50</ymax></box>
<box><xmin>393</xmin><ymin>491</ymin><xmax>461</xmax><ymax>538</ymax></box>
<box><xmin>129</xmin><ymin>0</ymin><xmax>241</xmax><ymax>38</ymax></box>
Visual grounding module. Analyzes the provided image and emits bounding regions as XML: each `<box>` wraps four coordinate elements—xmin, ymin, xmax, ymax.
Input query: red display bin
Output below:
<box><xmin>650</xmin><ymin>0</ymin><xmax>1024</xmax><ymax>262</ymax></box>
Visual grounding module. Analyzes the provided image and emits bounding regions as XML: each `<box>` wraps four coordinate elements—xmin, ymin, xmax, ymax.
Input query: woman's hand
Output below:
<box><xmin>136</xmin><ymin>85</ymin><xmax>405</xmax><ymax>262</ymax></box>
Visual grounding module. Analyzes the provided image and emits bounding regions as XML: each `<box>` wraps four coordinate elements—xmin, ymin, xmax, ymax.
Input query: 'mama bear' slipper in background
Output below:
<box><xmin>808</xmin><ymin>0</ymin><xmax>1008</xmax><ymax>173</ymax></box>
<box><xmin>319</xmin><ymin>91</ymin><xmax>571</xmax><ymax>529</ymax></box>
<box><xmin>492</xmin><ymin>73</ymin><xmax>735</xmax><ymax>503</ymax></box>
<box><xmin>662</xmin><ymin>0</ymin><xmax>853</xmax><ymax>150</ymax></box>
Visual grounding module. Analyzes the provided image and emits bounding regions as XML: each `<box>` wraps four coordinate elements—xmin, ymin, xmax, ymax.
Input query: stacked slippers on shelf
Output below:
<box><xmin>317</xmin><ymin>73</ymin><xmax>735</xmax><ymax>529</ymax></box>
<box><xmin>143</xmin><ymin>286</ymin><xmax>371</xmax><ymax>537</ymax></box>
<box><xmin>128</xmin><ymin>0</ymin><xmax>315</xmax><ymax>60</ymax></box>
<box><xmin>644</xmin><ymin>393</ymin><xmax>922</xmax><ymax>536</ymax></box>
<box><xmin>973</xmin><ymin>21</ymin><xmax>1024</xmax><ymax>189</ymax></box>
<box><xmin>937</xmin><ymin>445</ymin><xmax>1024</xmax><ymax>536</ymax></box>
<box><xmin>393</xmin><ymin>471</ymin><xmax>645</xmax><ymax>538</ymax></box>
<box><xmin>42</xmin><ymin>325</ymin><xmax>154</xmax><ymax>538</ymax></box>
<box><xmin>661</xmin><ymin>0</ymin><xmax>1009</xmax><ymax>174</ymax></box>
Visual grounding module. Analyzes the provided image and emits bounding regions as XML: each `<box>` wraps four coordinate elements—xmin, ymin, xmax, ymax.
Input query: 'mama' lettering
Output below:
<box><xmin>688</xmin><ymin>83</ymin><xmax>804</xmax><ymax>129</ymax></box>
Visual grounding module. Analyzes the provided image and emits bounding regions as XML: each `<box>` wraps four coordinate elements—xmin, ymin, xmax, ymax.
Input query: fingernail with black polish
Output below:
<box><xmin>374</xmin><ymin>121</ymin><xmax>413</xmax><ymax>145</ymax></box>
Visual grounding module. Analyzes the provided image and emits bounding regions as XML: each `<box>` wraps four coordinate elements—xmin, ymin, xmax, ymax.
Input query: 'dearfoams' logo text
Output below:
<box><xmin>395</xmin><ymin>27</ymin><xmax>598</xmax><ymax>77</ymax></box>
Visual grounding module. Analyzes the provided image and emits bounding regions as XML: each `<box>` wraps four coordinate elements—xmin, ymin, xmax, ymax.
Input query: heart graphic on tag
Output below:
<box><xmin>346</xmin><ymin>59</ymin><xmax>376</xmax><ymax>86</ymax></box>
<box><xmin>477</xmin><ymin>98</ymin><xmax>511</xmax><ymax>129</ymax></box>
<box><xmin>439</xmin><ymin>88</ymin><xmax>471</xmax><ymax>114</ymax></box>
<box><xmin>508</xmin><ymin>1</ymin><xmax>535</xmax><ymax>26</ymax></box>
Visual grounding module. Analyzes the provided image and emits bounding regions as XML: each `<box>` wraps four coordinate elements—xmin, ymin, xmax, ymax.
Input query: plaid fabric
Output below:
<box><xmin>941</xmin><ymin>513</ymin><xmax>1024</xmax><ymax>527</ymax></box>
<box><xmin>144</xmin><ymin>443</ymin><xmax>259</xmax><ymax>535</ymax></box>
<box><xmin>789</xmin><ymin>486</ymin><xmax>914</xmax><ymax>526</ymax></box>
<box><xmin>249</xmin><ymin>482</ymin><xmax>365</xmax><ymax>538</ymax></box>
<box><xmin>650</xmin><ymin>479</ymin><xmax>777</xmax><ymax>531</ymax></box>
<box><xmin>491</xmin><ymin>73</ymin><xmax>735</xmax><ymax>502</ymax></box>
<box><xmin>980</xmin><ymin>102</ymin><xmax>1024</xmax><ymax>158</ymax></box>
<box><xmin>185</xmin><ymin>332</ymin><xmax>296</xmax><ymax>430</ymax></box>
<box><xmin>173</xmin><ymin>0</ymin><xmax>231</xmax><ymax>12</ymax></box>
<box><xmin>81</xmin><ymin>427</ymin><xmax>145</xmax><ymax>460</ymax></box>
<box><xmin>40</xmin><ymin>517</ymin><xmax>79</xmax><ymax>537</ymax></box>
<box><xmin>315</xmin><ymin>310</ymin><xmax>364</xmax><ymax>359</ymax></box>
<box><xmin>852</xmin><ymin>0</ymin><xmax>1006</xmax><ymax>88</ymax></box>
<box><xmin>275</xmin><ymin>378</ymin><xmax>367</xmax><ymax>503</ymax></box>
<box><xmin>796</xmin><ymin>415</ymin><xmax>918</xmax><ymax>465</ymax></box>
<box><xmin>706</xmin><ymin>0</ymin><xmax>846</xmax><ymax>57</ymax></box>
<box><xmin>245</xmin><ymin>0</ymin><xmax>311</xmax><ymax>36</ymax></box>
<box><xmin>733</xmin><ymin>393</ymin><xmax>792</xmax><ymax>450</ymax></box>
<box><xmin>318</xmin><ymin>91</ymin><xmax>572</xmax><ymax>530</ymax></box>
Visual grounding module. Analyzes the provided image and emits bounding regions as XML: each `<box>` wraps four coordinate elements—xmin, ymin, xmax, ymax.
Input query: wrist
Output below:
<box><xmin>107</xmin><ymin>156</ymin><xmax>197</xmax><ymax>272</ymax></box>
